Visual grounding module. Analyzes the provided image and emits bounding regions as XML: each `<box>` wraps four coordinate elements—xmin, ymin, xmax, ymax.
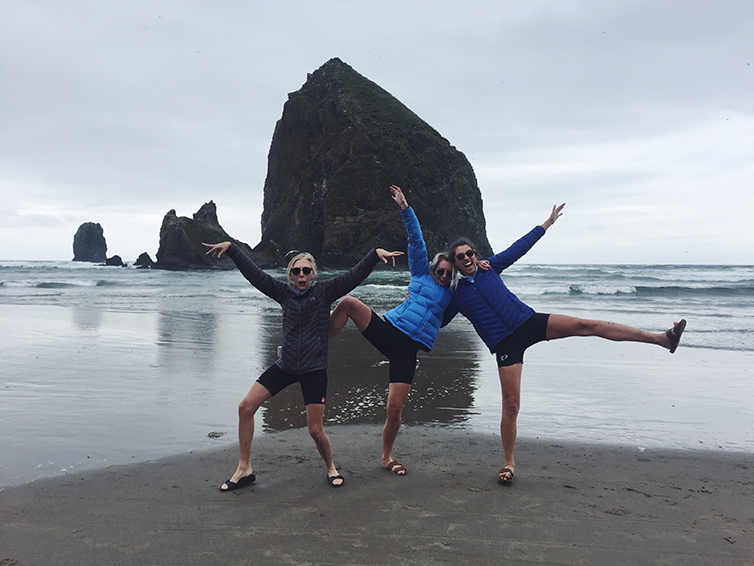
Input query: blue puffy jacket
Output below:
<box><xmin>443</xmin><ymin>226</ymin><xmax>545</xmax><ymax>352</ymax></box>
<box><xmin>384</xmin><ymin>207</ymin><xmax>451</xmax><ymax>351</ymax></box>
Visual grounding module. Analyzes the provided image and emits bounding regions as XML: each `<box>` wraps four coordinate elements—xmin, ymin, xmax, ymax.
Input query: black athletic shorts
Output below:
<box><xmin>361</xmin><ymin>310</ymin><xmax>424</xmax><ymax>384</ymax></box>
<box><xmin>494</xmin><ymin>313</ymin><xmax>550</xmax><ymax>367</ymax></box>
<box><xmin>257</xmin><ymin>364</ymin><xmax>328</xmax><ymax>405</ymax></box>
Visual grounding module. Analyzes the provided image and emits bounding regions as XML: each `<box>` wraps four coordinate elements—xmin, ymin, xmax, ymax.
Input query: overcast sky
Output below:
<box><xmin>2</xmin><ymin>1</ymin><xmax>752</xmax><ymax>264</ymax></box>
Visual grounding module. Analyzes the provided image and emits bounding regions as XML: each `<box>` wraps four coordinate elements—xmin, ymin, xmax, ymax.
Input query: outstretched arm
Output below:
<box><xmin>541</xmin><ymin>203</ymin><xmax>565</xmax><ymax>231</ymax></box>
<box><xmin>203</xmin><ymin>241</ymin><xmax>285</xmax><ymax>302</ymax></box>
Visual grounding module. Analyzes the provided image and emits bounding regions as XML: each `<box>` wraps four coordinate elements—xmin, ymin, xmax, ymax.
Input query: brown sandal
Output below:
<box><xmin>385</xmin><ymin>460</ymin><xmax>407</xmax><ymax>475</ymax></box>
<box><xmin>498</xmin><ymin>467</ymin><xmax>514</xmax><ymax>484</ymax></box>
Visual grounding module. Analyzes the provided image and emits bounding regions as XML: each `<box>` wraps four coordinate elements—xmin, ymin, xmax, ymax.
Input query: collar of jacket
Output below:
<box><xmin>290</xmin><ymin>280</ymin><xmax>318</xmax><ymax>295</ymax></box>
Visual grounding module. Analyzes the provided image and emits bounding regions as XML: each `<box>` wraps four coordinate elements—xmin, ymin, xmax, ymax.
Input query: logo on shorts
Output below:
<box><xmin>499</xmin><ymin>354</ymin><xmax>508</xmax><ymax>362</ymax></box>
<box><xmin>321</xmin><ymin>396</ymin><xmax>326</xmax><ymax>403</ymax></box>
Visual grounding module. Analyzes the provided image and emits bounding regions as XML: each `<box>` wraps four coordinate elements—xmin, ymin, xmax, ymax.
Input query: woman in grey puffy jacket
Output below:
<box><xmin>203</xmin><ymin>241</ymin><xmax>401</xmax><ymax>491</ymax></box>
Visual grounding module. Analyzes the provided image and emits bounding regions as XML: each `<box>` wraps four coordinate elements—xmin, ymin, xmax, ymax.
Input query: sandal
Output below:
<box><xmin>498</xmin><ymin>467</ymin><xmax>514</xmax><ymax>484</ymax></box>
<box><xmin>327</xmin><ymin>474</ymin><xmax>345</xmax><ymax>488</ymax></box>
<box><xmin>385</xmin><ymin>460</ymin><xmax>407</xmax><ymax>476</ymax></box>
<box><xmin>666</xmin><ymin>319</ymin><xmax>687</xmax><ymax>353</ymax></box>
<box><xmin>220</xmin><ymin>474</ymin><xmax>256</xmax><ymax>492</ymax></box>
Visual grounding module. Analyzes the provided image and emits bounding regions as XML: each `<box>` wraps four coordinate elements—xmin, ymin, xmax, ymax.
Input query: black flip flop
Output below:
<box><xmin>327</xmin><ymin>474</ymin><xmax>345</xmax><ymax>488</ymax></box>
<box><xmin>220</xmin><ymin>474</ymin><xmax>256</xmax><ymax>492</ymax></box>
<box><xmin>667</xmin><ymin>319</ymin><xmax>687</xmax><ymax>354</ymax></box>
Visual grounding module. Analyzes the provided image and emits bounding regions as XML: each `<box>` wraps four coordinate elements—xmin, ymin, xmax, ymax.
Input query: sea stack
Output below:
<box><xmin>72</xmin><ymin>222</ymin><xmax>107</xmax><ymax>263</ymax></box>
<box><xmin>154</xmin><ymin>201</ymin><xmax>256</xmax><ymax>270</ymax></box>
<box><xmin>255</xmin><ymin>58</ymin><xmax>492</xmax><ymax>267</ymax></box>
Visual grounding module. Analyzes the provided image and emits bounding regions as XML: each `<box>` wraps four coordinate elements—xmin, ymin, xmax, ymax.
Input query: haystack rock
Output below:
<box><xmin>154</xmin><ymin>201</ymin><xmax>257</xmax><ymax>270</ymax></box>
<box><xmin>254</xmin><ymin>58</ymin><xmax>492</xmax><ymax>267</ymax></box>
<box><xmin>72</xmin><ymin>222</ymin><xmax>107</xmax><ymax>263</ymax></box>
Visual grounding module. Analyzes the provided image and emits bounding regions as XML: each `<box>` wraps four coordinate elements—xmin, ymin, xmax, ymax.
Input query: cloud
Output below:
<box><xmin>1</xmin><ymin>0</ymin><xmax>751</xmax><ymax>263</ymax></box>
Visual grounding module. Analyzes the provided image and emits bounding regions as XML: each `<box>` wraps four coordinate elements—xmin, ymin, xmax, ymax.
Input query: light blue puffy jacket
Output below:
<box><xmin>384</xmin><ymin>207</ymin><xmax>451</xmax><ymax>351</ymax></box>
<box><xmin>442</xmin><ymin>226</ymin><xmax>545</xmax><ymax>352</ymax></box>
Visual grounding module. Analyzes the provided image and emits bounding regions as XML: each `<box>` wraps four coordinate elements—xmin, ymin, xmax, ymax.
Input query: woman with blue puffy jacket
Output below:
<box><xmin>329</xmin><ymin>185</ymin><xmax>459</xmax><ymax>476</ymax></box>
<box><xmin>443</xmin><ymin>203</ymin><xmax>686</xmax><ymax>485</ymax></box>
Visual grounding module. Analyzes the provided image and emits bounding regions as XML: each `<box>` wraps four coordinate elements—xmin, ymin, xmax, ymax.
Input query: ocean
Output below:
<box><xmin>1</xmin><ymin>261</ymin><xmax>753</xmax><ymax>487</ymax></box>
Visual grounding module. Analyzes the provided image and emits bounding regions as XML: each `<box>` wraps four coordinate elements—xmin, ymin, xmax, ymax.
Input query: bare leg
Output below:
<box><xmin>498</xmin><ymin>363</ymin><xmax>523</xmax><ymax>481</ymax></box>
<box><xmin>306</xmin><ymin>403</ymin><xmax>342</xmax><ymax>485</ymax></box>
<box><xmin>329</xmin><ymin>296</ymin><xmax>373</xmax><ymax>338</ymax></box>
<box><xmin>221</xmin><ymin>381</ymin><xmax>271</xmax><ymax>490</ymax></box>
<box><xmin>382</xmin><ymin>382</ymin><xmax>411</xmax><ymax>474</ymax></box>
<box><xmin>546</xmin><ymin>314</ymin><xmax>676</xmax><ymax>349</ymax></box>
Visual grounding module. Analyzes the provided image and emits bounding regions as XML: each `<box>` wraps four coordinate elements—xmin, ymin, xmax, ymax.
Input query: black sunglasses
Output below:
<box><xmin>455</xmin><ymin>249</ymin><xmax>476</xmax><ymax>261</ymax></box>
<box><xmin>291</xmin><ymin>267</ymin><xmax>313</xmax><ymax>275</ymax></box>
<box><xmin>435</xmin><ymin>268</ymin><xmax>452</xmax><ymax>277</ymax></box>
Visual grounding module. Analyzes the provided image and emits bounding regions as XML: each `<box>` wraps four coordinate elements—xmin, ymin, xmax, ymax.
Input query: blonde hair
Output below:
<box><xmin>286</xmin><ymin>252</ymin><xmax>317</xmax><ymax>288</ymax></box>
<box><xmin>429</xmin><ymin>252</ymin><xmax>452</xmax><ymax>286</ymax></box>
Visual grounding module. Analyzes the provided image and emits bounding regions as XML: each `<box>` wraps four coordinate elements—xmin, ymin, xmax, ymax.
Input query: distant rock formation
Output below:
<box><xmin>72</xmin><ymin>222</ymin><xmax>107</xmax><ymax>263</ymax></box>
<box><xmin>105</xmin><ymin>255</ymin><xmax>124</xmax><ymax>267</ymax></box>
<box><xmin>134</xmin><ymin>252</ymin><xmax>155</xmax><ymax>269</ymax></box>
<box><xmin>255</xmin><ymin>58</ymin><xmax>492</xmax><ymax>267</ymax></box>
<box><xmin>154</xmin><ymin>201</ymin><xmax>258</xmax><ymax>270</ymax></box>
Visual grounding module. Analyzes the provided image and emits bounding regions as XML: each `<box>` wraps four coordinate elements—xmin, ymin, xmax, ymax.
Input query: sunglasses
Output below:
<box><xmin>435</xmin><ymin>268</ymin><xmax>452</xmax><ymax>278</ymax></box>
<box><xmin>290</xmin><ymin>267</ymin><xmax>313</xmax><ymax>275</ymax></box>
<box><xmin>455</xmin><ymin>249</ymin><xmax>477</xmax><ymax>261</ymax></box>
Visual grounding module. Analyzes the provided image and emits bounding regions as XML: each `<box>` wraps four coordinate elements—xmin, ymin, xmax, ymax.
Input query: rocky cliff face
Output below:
<box><xmin>154</xmin><ymin>202</ymin><xmax>257</xmax><ymax>270</ymax></box>
<box><xmin>256</xmin><ymin>58</ymin><xmax>492</xmax><ymax>267</ymax></box>
<box><xmin>72</xmin><ymin>222</ymin><xmax>107</xmax><ymax>262</ymax></box>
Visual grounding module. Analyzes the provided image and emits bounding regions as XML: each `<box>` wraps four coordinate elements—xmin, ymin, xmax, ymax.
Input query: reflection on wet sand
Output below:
<box><xmin>260</xmin><ymin>319</ymin><xmax>486</xmax><ymax>432</ymax></box>
<box><xmin>157</xmin><ymin>308</ymin><xmax>218</xmax><ymax>378</ymax></box>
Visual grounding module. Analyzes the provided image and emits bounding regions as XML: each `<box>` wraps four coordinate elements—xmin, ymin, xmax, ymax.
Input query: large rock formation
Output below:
<box><xmin>72</xmin><ymin>222</ymin><xmax>107</xmax><ymax>263</ymax></box>
<box><xmin>255</xmin><ymin>58</ymin><xmax>492</xmax><ymax>267</ymax></box>
<box><xmin>154</xmin><ymin>201</ymin><xmax>257</xmax><ymax>270</ymax></box>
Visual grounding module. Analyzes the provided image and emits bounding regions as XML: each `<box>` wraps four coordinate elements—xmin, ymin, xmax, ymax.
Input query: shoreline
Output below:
<box><xmin>1</xmin><ymin>424</ymin><xmax>752</xmax><ymax>565</ymax></box>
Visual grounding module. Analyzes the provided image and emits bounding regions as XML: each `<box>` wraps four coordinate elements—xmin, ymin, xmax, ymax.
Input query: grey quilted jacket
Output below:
<box><xmin>226</xmin><ymin>243</ymin><xmax>380</xmax><ymax>374</ymax></box>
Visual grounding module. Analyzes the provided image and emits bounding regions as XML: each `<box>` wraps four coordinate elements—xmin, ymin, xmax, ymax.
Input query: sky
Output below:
<box><xmin>1</xmin><ymin>1</ymin><xmax>752</xmax><ymax>264</ymax></box>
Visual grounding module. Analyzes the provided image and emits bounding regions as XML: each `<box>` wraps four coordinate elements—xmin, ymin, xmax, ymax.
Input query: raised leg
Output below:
<box><xmin>329</xmin><ymin>296</ymin><xmax>373</xmax><ymax>338</ymax></box>
<box><xmin>546</xmin><ymin>314</ymin><xmax>675</xmax><ymax>349</ymax></box>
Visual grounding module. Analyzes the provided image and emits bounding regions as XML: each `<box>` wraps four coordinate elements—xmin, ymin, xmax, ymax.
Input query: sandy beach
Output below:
<box><xmin>1</xmin><ymin>424</ymin><xmax>752</xmax><ymax>566</ymax></box>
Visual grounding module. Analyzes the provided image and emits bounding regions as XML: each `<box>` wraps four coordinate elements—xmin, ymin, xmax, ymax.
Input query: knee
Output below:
<box><xmin>571</xmin><ymin>319</ymin><xmax>599</xmax><ymax>336</ymax></box>
<box><xmin>238</xmin><ymin>398</ymin><xmax>257</xmax><ymax>421</ymax></box>
<box><xmin>386</xmin><ymin>399</ymin><xmax>405</xmax><ymax>422</ymax></box>
<box><xmin>308</xmin><ymin>423</ymin><xmax>325</xmax><ymax>441</ymax></box>
<box><xmin>502</xmin><ymin>398</ymin><xmax>520</xmax><ymax>419</ymax></box>
<box><xmin>338</xmin><ymin>295</ymin><xmax>357</xmax><ymax>313</ymax></box>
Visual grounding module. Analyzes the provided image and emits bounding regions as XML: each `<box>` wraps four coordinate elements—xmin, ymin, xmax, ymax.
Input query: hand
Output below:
<box><xmin>541</xmin><ymin>203</ymin><xmax>565</xmax><ymax>230</ymax></box>
<box><xmin>477</xmin><ymin>259</ymin><xmax>491</xmax><ymax>271</ymax></box>
<box><xmin>202</xmin><ymin>241</ymin><xmax>231</xmax><ymax>257</ymax></box>
<box><xmin>376</xmin><ymin>248</ymin><xmax>404</xmax><ymax>266</ymax></box>
<box><xmin>389</xmin><ymin>185</ymin><xmax>409</xmax><ymax>210</ymax></box>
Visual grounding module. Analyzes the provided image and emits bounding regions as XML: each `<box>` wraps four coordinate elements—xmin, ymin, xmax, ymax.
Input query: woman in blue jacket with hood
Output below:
<box><xmin>329</xmin><ymin>185</ymin><xmax>465</xmax><ymax>476</ymax></box>
<box><xmin>443</xmin><ymin>203</ymin><xmax>686</xmax><ymax>485</ymax></box>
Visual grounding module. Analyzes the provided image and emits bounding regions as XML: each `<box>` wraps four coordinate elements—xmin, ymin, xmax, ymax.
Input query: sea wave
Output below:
<box><xmin>521</xmin><ymin>282</ymin><xmax>754</xmax><ymax>298</ymax></box>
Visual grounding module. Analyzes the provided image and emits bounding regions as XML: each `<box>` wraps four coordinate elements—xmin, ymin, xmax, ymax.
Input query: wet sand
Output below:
<box><xmin>1</xmin><ymin>425</ymin><xmax>752</xmax><ymax>566</ymax></box>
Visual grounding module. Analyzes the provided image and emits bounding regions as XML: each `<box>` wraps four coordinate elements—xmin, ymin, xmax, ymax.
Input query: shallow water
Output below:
<box><xmin>1</xmin><ymin>261</ymin><xmax>753</xmax><ymax>487</ymax></box>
